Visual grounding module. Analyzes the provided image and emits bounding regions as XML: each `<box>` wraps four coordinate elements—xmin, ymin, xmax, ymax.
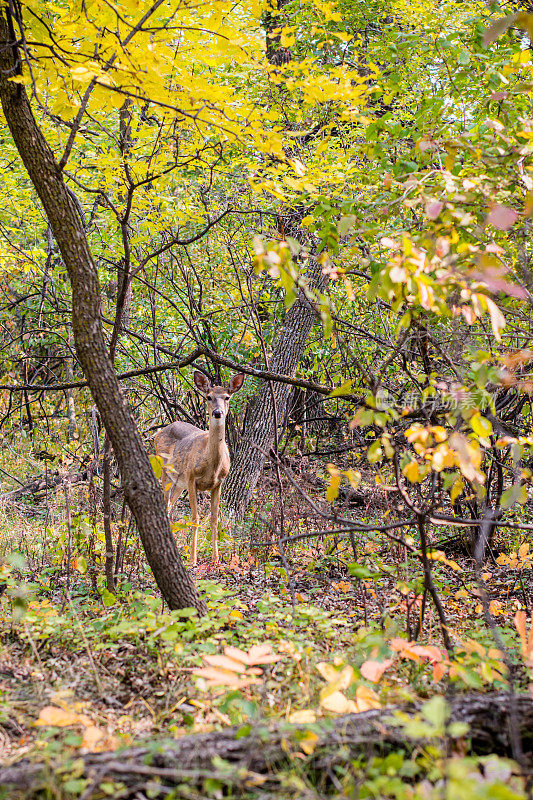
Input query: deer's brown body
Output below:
<box><xmin>154</xmin><ymin>372</ymin><xmax>244</xmax><ymax>566</ymax></box>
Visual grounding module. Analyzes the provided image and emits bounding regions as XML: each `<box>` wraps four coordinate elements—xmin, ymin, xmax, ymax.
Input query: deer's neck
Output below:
<box><xmin>207</xmin><ymin>419</ymin><xmax>226</xmax><ymax>463</ymax></box>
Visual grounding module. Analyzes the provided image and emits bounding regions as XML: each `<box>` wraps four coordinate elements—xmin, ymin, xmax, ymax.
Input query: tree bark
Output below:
<box><xmin>0</xmin><ymin>9</ymin><xmax>205</xmax><ymax>614</ymax></box>
<box><xmin>65</xmin><ymin>331</ymin><xmax>79</xmax><ymax>442</ymax></box>
<box><xmin>0</xmin><ymin>692</ymin><xmax>530</xmax><ymax>798</ymax></box>
<box><xmin>222</xmin><ymin>258</ymin><xmax>324</xmax><ymax>519</ymax></box>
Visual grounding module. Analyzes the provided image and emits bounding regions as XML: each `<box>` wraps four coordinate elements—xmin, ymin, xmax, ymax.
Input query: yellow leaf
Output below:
<box><xmin>355</xmin><ymin>685</ymin><xmax>381</xmax><ymax>711</ymax></box>
<box><xmin>450</xmin><ymin>478</ymin><xmax>464</xmax><ymax>504</ymax></box>
<box><xmin>299</xmin><ymin>730</ymin><xmax>319</xmax><ymax>755</ymax></box>
<box><xmin>432</xmin><ymin>426</ymin><xmax>447</xmax><ymax>443</ymax></box>
<box><xmin>518</xmin><ymin>543</ymin><xmax>530</xmax><ymax>558</ymax></box>
<box><xmin>449</xmin><ymin>433</ymin><xmax>484</xmax><ymax>483</ymax></box>
<box><xmin>470</xmin><ymin>413</ymin><xmax>493</xmax><ymax>439</ymax></box>
<box><xmin>403</xmin><ymin>460</ymin><xmax>420</xmax><ymax>483</ymax></box>
<box><xmin>326</xmin><ymin>464</ymin><xmax>341</xmax><ymax>501</ymax></box>
<box><xmin>149</xmin><ymin>454</ymin><xmax>164</xmax><ymax>479</ymax></box>
<box><xmin>316</xmin><ymin>663</ymin><xmax>354</xmax><ymax>690</ymax></box>
<box><xmin>316</xmin><ymin>662</ymin><xmax>337</xmax><ymax>682</ymax></box>
<box><xmin>485</xmin><ymin>297</ymin><xmax>506</xmax><ymax>342</ymax></box>
<box><xmin>291</xmin><ymin>158</ymin><xmax>306</xmax><ymax>177</ymax></box>
<box><xmin>288</xmin><ymin>709</ymin><xmax>317</xmax><ymax>724</ymax></box>
<box><xmin>320</xmin><ymin>690</ymin><xmax>358</xmax><ymax>713</ymax></box>
<box><xmin>432</xmin><ymin>444</ymin><xmax>455</xmax><ymax>472</ymax></box>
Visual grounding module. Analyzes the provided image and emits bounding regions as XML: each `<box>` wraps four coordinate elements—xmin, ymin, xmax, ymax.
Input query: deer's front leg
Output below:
<box><xmin>188</xmin><ymin>479</ymin><xmax>199</xmax><ymax>566</ymax></box>
<box><xmin>210</xmin><ymin>484</ymin><xmax>222</xmax><ymax>564</ymax></box>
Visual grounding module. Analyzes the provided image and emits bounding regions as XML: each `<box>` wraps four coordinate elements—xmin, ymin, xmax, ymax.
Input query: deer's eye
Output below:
<box><xmin>207</xmin><ymin>395</ymin><xmax>213</xmax><ymax>401</ymax></box>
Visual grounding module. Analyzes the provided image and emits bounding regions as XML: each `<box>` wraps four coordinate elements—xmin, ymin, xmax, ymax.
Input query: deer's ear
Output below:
<box><xmin>228</xmin><ymin>373</ymin><xmax>245</xmax><ymax>394</ymax></box>
<box><xmin>193</xmin><ymin>371</ymin><xmax>211</xmax><ymax>394</ymax></box>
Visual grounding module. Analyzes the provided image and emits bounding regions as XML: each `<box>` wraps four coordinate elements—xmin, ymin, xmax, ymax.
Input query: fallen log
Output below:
<box><xmin>0</xmin><ymin>459</ymin><xmax>104</xmax><ymax>502</ymax></box>
<box><xmin>0</xmin><ymin>692</ymin><xmax>531</xmax><ymax>798</ymax></box>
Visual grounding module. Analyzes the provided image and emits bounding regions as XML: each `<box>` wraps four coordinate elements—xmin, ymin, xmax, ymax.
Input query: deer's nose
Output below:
<box><xmin>212</xmin><ymin>409</ymin><xmax>222</xmax><ymax>419</ymax></box>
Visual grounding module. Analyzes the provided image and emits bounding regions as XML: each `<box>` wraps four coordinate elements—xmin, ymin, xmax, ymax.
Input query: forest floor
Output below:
<box><xmin>0</xmin><ymin>459</ymin><xmax>531</xmax><ymax>798</ymax></box>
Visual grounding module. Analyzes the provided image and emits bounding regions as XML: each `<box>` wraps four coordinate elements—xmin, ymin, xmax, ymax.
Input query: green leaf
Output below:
<box><xmin>330</xmin><ymin>379</ymin><xmax>353</xmax><ymax>397</ymax></box>
<box><xmin>421</xmin><ymin>695</ymin><xmax>449</xmax><ymax>729</ymax></box>
<box><xmin>500</xmin><ymin>483</ymin><xmax>528</xmax><ymax>510</ymax></box>
<box><xmin>102</xmin><ymin>589</ymin><xmax>116</xmax><ymax>607</ymax></box>
<box><xmin>6</xmin><ymin>552</ymin><xmax>26</xmax><ymax>569</ymax></box>
<box><xmin>448</xmin><ymin>721</ymin><xmax>469</xmax><ymax>738</ymax></box>
<box><xmin>353</xmin><ymin>408</ymin><xmax>375</xmax><ymax>427</ymax></box>
<box><xmin>77</xmin><ymin>556</ymin><xmax>88</xmax><ymax>575</ymax></box>
<box><xmin>367</xmin><ymin>439</ymin><xmax>383</xmax><ymax>464</ymax></box>
<box><xmin>64</xmin><ymin>779</ymin><xmax>88</xmax><ymax>794</ymax></box>
<box><xmin>338</xmin><ymin>215</ymin><xmax>356</xmax><ymax>236</ymax></box>
<box><xmin>348</xmin><ymin>563</ymin><xmax>374</xmax><ymax>579</ymax></box>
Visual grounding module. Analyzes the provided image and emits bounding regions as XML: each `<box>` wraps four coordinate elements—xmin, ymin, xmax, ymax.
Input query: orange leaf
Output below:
<box><xmin>409</xmin><ymin>644</ymin><xmax>445</xmax><ymax>662</ymax></box>
<box><xmin>222</xmin><ymin>646</ymin><xmax>250</xmax><ymax>664</ymax></box>
<box><xmin>81</xmin><ymin>725</ymin><xmax>104</xmax><ymax>750</ymax></box>
<box><xmin>193</xmin><ymin>666</ymin><xmax>260</xmax><ymax>688</ymax></box>
<box><xmin>433</xmin><ymin>662</ymin><xmax>448</xmax><ymax>683</ymax></box>
<box><xmin>389</xmin><ymin>638</ymin><xmax>410</xmax><ymax>653</ymax></box>
<box><xmin>203</xmin><ymin>654</ymin><xmax>248</xmax><ymax>673</ymax></box>
<box><xmin>487</xmin><ymin>204</ymin><xmax>518</xmax><ymax>231</ymax></box>
<box><xmin>360</xmin><ymin>658</ymin><xmax>394</xmax><ymax>683</ymax></box>
<box><xmin>245</xmin><ymin>644</ymin><xmax>282</xmax><ymax>665</ymax></box>
<box><xmin>514</xmin><ymin>610</ymin><xmax>533</xmax><ymax>663</ymax></box>
<box><xmin>35</xmin><ymin>706</ymin><xmax>92</xmax><ymax>728</ymax></box>
<box><xmin>224</xmin><ymin>644</ymin><xmax>281</xmax><ymax>666</ymax></box>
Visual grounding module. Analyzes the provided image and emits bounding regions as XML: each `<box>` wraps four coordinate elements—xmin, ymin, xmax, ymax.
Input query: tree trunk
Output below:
<box><xmin>222</xmin><ymin>258</ymin><xmax>324</xmax><ymax>520</ymax></box>
<box><xmin>65</xmin><ymin>331</ymin><xmax>79</xmax><ymax>443</ymax></box>
<box><xmin>116</xmin><ymin>98</ymin><xmax>133</xmax><ymax>331</ymax></box>
<box><xmin>1</xmin><ymin>692</ymin><xmax>530</xmax><ymax>798</ymax></box>
<box><xmin>221</xmin><ymin>1</ymin><xmax>325</xmax><ymax>521</ymax></box>
<box><xmin>0</xmin><ymin>9</ymin><xmax>205</xmax><ymax>614</ymax></box>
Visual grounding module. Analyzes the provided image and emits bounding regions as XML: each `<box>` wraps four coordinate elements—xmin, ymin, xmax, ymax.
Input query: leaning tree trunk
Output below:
<box><xmin>222</xmin><ymin>257</ymin><xmax>325</xmax><ymax>519</ymax></box>
<box><xmin>0</xmin><ymin>9</ymin><xmax>205</xmax><ymax>614</ymax></box>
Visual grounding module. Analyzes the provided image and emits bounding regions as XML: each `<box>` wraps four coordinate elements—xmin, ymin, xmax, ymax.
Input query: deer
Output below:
<box><xmin>154</xmin><ymin>371</ymin><xmax>245</xmax><ymax>567</ymax></box>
